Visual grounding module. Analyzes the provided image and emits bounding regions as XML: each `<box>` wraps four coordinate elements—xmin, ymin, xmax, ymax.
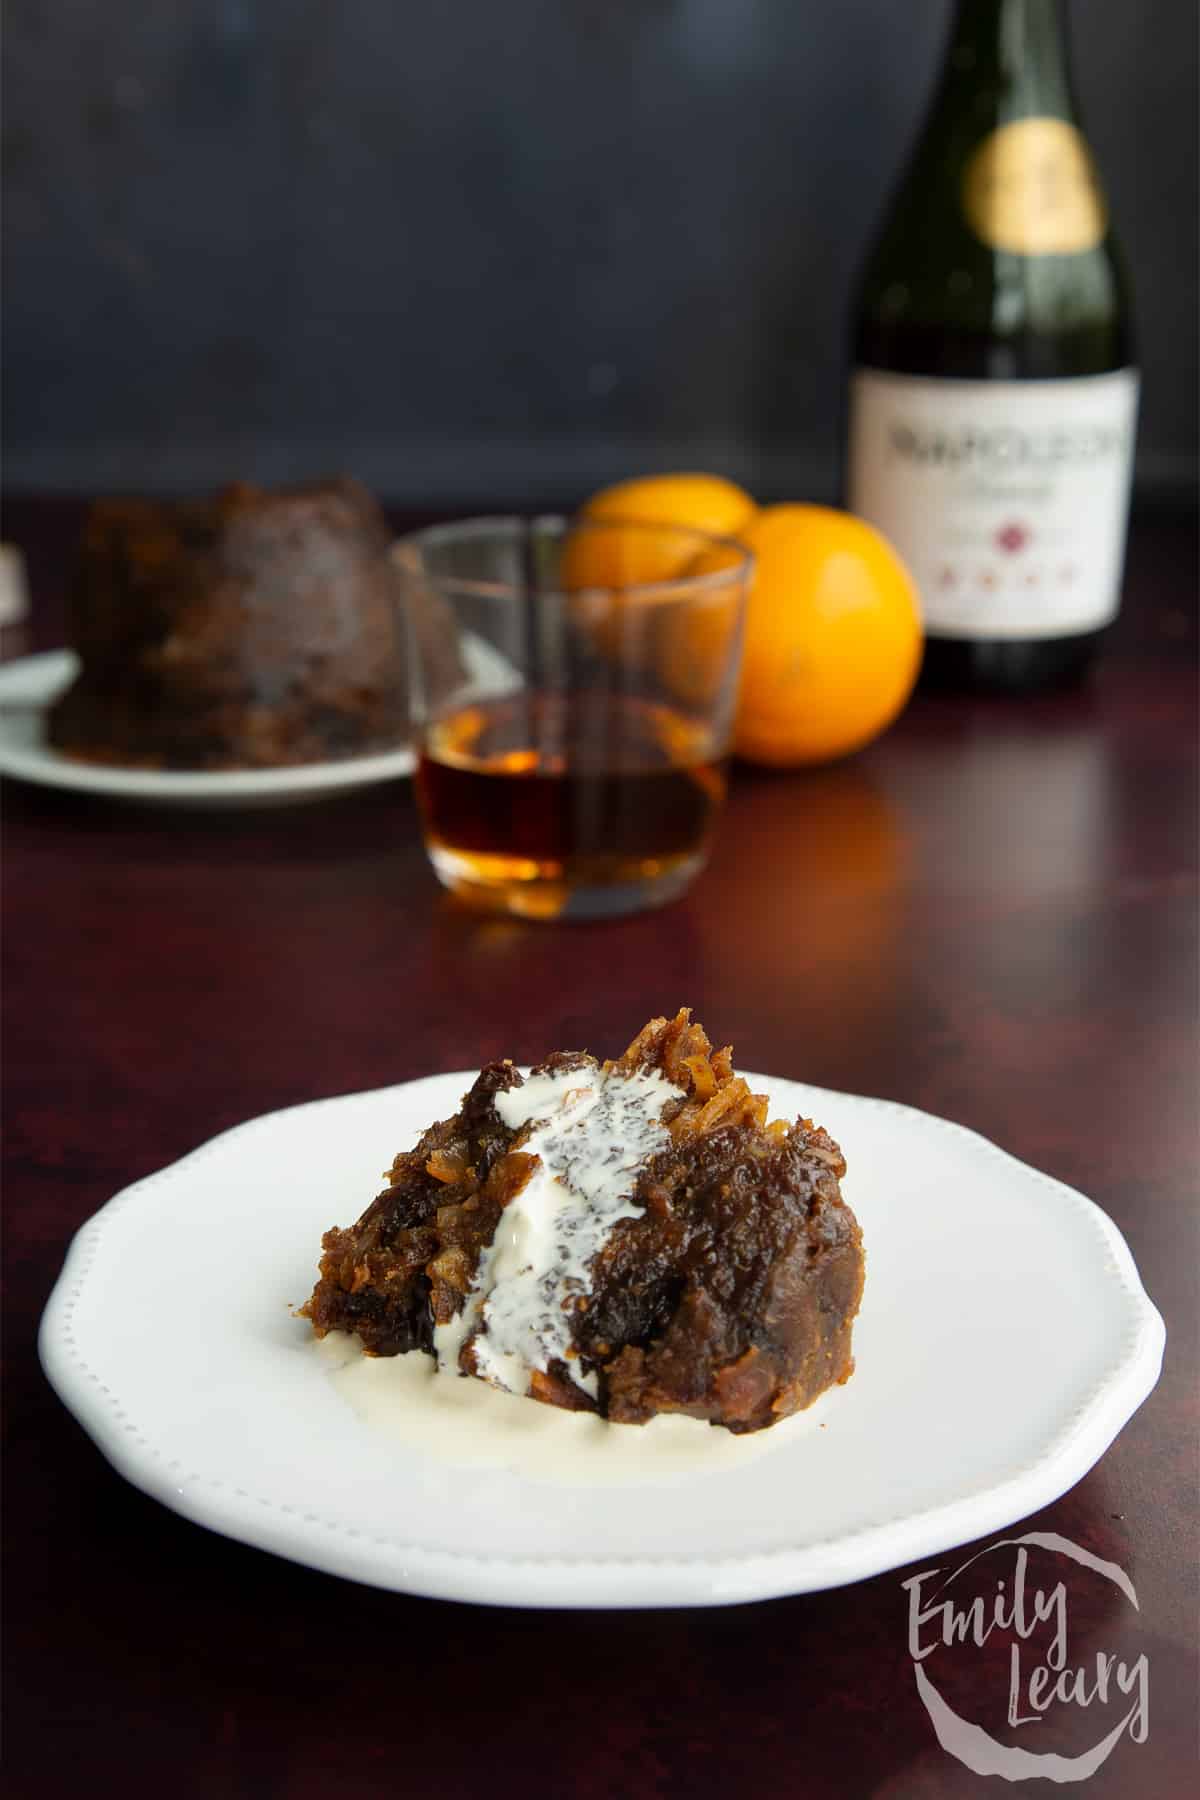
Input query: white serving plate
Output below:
<box><xmin>0</xmin><ymin>651</ymin><xmax>416</xmax><ymax>805</ymax></box>
<box><xmin>39</xmin><ymin>1071</ymin><xmax>1165</xmax><ymax>1608</ymax></box>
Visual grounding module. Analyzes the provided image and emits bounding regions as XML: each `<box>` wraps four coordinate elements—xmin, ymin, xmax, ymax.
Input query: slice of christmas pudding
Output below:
<box><xmin>303</xmin><ymin>1010</ymin><xmax>864</xmax><ymax>1434</ymax></box>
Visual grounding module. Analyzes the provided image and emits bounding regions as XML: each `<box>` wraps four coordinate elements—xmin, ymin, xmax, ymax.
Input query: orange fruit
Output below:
<box><xmin>653</xmin><ymin>534</ymin><xmax>749</xmax><ymax>711</ymax></box>
<box><xmin>562</xmin><ymin>472</ymin><xmax>755</xmax><ymax>591</ymax></box>
<box><xmin>705</xmin><ymin>505</ymin><xmax>922</xmax><ymax>766</ymax></box>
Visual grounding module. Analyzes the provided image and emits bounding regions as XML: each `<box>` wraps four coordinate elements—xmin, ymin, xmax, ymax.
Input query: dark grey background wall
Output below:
<box><xmin>3</xmin><ymin>0</ymin><xmax>1197</xmax><ymax>505</ymax></box>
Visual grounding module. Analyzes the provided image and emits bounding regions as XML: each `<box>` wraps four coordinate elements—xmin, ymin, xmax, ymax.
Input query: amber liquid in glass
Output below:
<box><xmin>415</xmin><ymin>693</ymin><xmax>726</xmax><ymax>918</ymax></box>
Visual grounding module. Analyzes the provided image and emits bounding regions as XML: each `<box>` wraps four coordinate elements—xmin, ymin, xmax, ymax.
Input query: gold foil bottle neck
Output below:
<box><xmin>963</xmin><ymin>117</ymin><xmax>1107</xmax><ymax>255</ymax></box>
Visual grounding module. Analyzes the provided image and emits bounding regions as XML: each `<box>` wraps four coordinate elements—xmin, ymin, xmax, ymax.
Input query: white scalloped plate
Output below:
<box><xmin>0</xmin><ymin>651</ymin><xmax>416</xmax><ymax>804</ymax></box>
<box><xmin>38</xmin><ymin>1072</ymin><xmax>1164</xmax><ymax>1608</ymax></box>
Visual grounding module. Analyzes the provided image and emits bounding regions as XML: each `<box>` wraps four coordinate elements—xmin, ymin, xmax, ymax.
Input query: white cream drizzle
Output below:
<box><xmin>433</xmin><ymin>1065</ymin><xmax>682</xmax><ymax>1399</ymax></box>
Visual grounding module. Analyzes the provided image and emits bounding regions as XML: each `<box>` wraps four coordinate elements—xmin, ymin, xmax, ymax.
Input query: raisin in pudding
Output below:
<box><xmin>303</xmin><ymin>1011</ymin><xmax>864</xmax><ymax>1434</ymax></box>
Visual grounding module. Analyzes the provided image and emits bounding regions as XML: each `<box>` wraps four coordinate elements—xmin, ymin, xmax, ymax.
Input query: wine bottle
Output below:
<box><xmin>847</xmin><ymin>0</ymin><xmax>1137</xmax><ymax>692</ymax></box>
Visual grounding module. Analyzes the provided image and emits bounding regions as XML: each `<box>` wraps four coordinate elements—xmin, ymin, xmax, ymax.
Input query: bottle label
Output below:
<box><xmin>848</xmin><ymin>369</ymin><xmax>1139</xmax><ymax>639</ymax></box>
<box><xmin>963</xmin><ymin>118</ymin><xmax>1107</xmax><ymax>255</ymax></box>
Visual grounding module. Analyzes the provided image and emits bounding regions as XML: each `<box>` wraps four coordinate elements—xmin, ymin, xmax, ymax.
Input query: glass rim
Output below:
<box><xmin>392</xmin><ymin>512</ymin><xmax>754</xmax><ymax>603</ymax></box>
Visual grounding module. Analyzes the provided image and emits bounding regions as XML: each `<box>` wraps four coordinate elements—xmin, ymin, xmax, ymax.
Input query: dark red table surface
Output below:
<box><xmin>3</xmin><ymin>499</ymin><xmax>1197</xmax><ymax>1799</ymax></box>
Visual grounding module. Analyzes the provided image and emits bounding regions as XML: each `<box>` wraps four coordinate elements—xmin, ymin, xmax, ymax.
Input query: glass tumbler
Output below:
<box><xmin>396</xmin><ymin>515</ymin><xmax>752</xmax><ymax>920</ymax></box>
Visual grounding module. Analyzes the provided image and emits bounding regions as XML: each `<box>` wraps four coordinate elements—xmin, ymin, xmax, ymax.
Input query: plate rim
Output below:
<box><xmin>0</xmin><ymin>649</ymin><xmax>415</xmax><ymax>799</ymax></box>
<box><xmin>37</xmin><ymin>1072</ymin><xmax>1167</xmax><ymax>1608</ymax></box>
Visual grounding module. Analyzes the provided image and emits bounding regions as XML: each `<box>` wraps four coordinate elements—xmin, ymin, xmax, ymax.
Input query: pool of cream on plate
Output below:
<box><xmin>316</xmin><ymin>1334</ymin><xmax>830</xmax><ymax>1487</ymax></box>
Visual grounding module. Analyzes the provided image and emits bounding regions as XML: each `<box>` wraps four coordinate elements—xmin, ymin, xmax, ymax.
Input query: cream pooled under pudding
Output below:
<box><xmin>303</xmin><ymin>1011</ymin><xmax>865</xmax><ymax>1435</ymax></box>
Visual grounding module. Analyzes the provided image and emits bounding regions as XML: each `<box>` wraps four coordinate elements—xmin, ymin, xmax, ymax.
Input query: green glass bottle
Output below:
<box><xmin>847</xmin><ymin>0</ymin><xmax>1137</xmax><ymax>692</ymax></box>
